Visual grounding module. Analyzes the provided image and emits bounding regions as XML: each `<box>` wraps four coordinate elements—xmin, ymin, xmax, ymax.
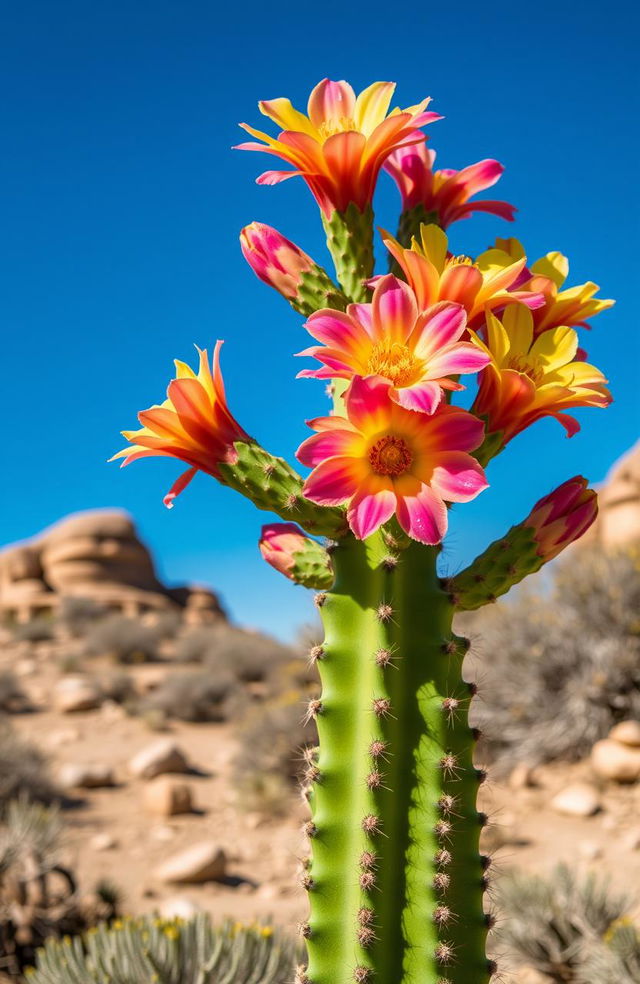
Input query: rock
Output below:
<box><xmin>509</xmin><ymin>763</ymin><xmax>537</xmax><ymax>790</ymax></box>
<box><xmin>90</xmin><ymin>832</ymin><xmax>118</xmax><ymax>851</ymax></box>
<box><xmin>143</xmin><ymin>777</ymin><xmax>194</xmax><ymax>817</ymax></box>
<box><xmin>15</xmin><ymin>658</ymin><xmax>38</xmax><ymax>677</ymax></box>
<box><xmin>159</xmin><ymin>897</ymin><xmax>202</xmax><ymax>919</ymax></box>
<box><xmin>59</xmin><ymin>763</ymin><xmax>115</xmax><ymax>789</ymax></box>
<box><xmin>622</xmin><ymin>829</ymin><xmax>640</xmax><ymax>851</ymax></box>
<box><xmin>609</xmin><ymin>720</ymin><xmax>640</xmax><ymax>747</ymax></box>
<box><xmin>592</xmin><ymin>738</ymin><xmax>640</xmax><ymax>782</ymax></box>
<box><xmin>551</xmin><ymin>783</ymin><xmax>601</xmax><ymax>817</ymax></box>
<box><xmin>154</xmin><ymin>843</ymin><xmax>227</xmax><ymax>884</ymax></box>
<box><xmin>53</xmin><ymin>676</ymin><xmax>102</xmax><ymax>713</ymax></box>
<box><xmin>128</xmin><ymin>739</ymin><xmax>191</xmax><ymax>779</ymax></box>
<box><xmin>151</xmin><ymin>824</ymin><xmax>176</xmax><ymax>842</ymax></box>
<box><xmin>578</xmin><ymin>840</ymin><xmax>603</xmax><ymax>861</ymax></box>
<box><xmin>49</xmin><ymin>727</ymin><xmax>81</xmax><ymax>747</ymax></box>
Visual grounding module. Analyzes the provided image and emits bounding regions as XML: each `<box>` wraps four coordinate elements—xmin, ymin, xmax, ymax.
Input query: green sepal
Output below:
<box><xmin>322</xmin><ymin>203</ymin><xmax>374</xmax><ymax>303</ymax></box>
<box><xmin>447</xmin><ymin>522</ymin><xmax>544</xmax><ymax>611</ymax></box>
<box><xmin>218</xmin><ymin>441</ymin><xmax>348</xmax><ymax>539</ymax></box>
<box><xmin>290</xmin><ymin>540</ymin><xmax>334</xmax><ymax>590</ymax></box>
<box><xmin>293</xmin><ymin>266</ymin><xmax>348</xmax><ymax>316</ymax></box>
<box><xmin>473</xmin><ymin>423</ymin><xmax>506</xmax><ymax>468</ymax></box>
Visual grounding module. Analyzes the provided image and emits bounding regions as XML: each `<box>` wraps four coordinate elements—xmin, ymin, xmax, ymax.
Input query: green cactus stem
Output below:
<box><xmin>290</xmin><ymin>539</ymin><xmax>334</xmax><ymax>590</ymax></box>
<box><xmin>304</xmin><ymin>532</ymin><xmax>491</xmax><ymax>984</ymax></box>
<box><xmin>394</xmin><ymin>204</ymin><xmax>439</xmax><ymax>252</ymax></box>
<box><xmin>447</xmin><ymin>523</ymin><xmax>546</xmax><ymax>612</ymax></box>
<box><xmin>218</xmin><ymin>442</ymin><xmax>347</xmax><ymax>539</ymax></box>
<box><xmin>323</xmin><ymin>203</ymin><xmax>374</xmax><ymax>303</ymax></box>
<box><xmin>294</xmin><ymin>266</ymin><xmax>348</xmax><ymax>317</ymax></box>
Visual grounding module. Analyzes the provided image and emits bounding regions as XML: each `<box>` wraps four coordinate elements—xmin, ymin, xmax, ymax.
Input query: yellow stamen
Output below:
<box><xmin>366</xmin><ymin>342</ymin><xmax>421</xmax><ymax>387</ymax></box>
<box><xmin>317</xmin><ymin>117</ymin><xmax>357</xmax><ymax>141</ymax></box>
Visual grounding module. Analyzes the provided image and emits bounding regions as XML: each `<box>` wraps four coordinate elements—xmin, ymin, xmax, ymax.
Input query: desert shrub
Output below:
<box><xmin>233</xmin><ymin>692</ymin><xmax>318</xmax><ymax>812</ymax></box>
<box><xmin>0</xmin><ymin>720</ymin><xmax>60</xmax><ymax>811</ymax></box>
<box><xmin>497</xmin><ymin>864</ymin><xmax>632</xmax><ymax>982</ymax></box>
<box><xmin>98</xmin><ymin>670</ymin><xmax>135</xmax><ymax>705</ymax></box>
<box><xmin>84</xmin><ymin>614</ymin><xmax>160</xmax><ymax>663</ymax></box>
<box><xmin>469</xmin><ymin>546</ymin><xmax>640</xmax><ymax>771</ymax></box>
<box><xmin>205</xmin><ymin>626</ymin><xmax>292</xmax><ymax>682</ymax></box>
<box><xmin>58</xmin><ymin>597</ymin><xmax>109</xmax><ymax>637</ymax></box>
<box><xmin>13</xmin><ymin>616</ymin><xmax>56</xmax><ymax>643</ymax></box>
<box><xmin>577</xmin><ymin>922</ymin><xmax>640</xmax><ymax>983</ymax></box>
<box><xmin>0</xmin><ymin>799</ymin><xmax>120</xmax><ymax>977</ymax></box>
<box><xmin>26</xmin><ymin>914</ymin><xmax>298</xmax><ymax>984</ymax></box>
<box><xmin>138</xmin><ymin>670</ymin><xmax>235</xmax><ymax>723</ymax></box>
<box><xmin>174</xmin><ymin>626</ymin><xmax>217</xmax><ymax>664</ymax></box>
<box><xmin>151</xmin><ymin>609</ymin><xmax>183</xmax><ymax>640</ymax></box>
<box><xmin>0</xmin><ymin>670</ymin><xmax>28</xmax><ymax>713</ymax></box>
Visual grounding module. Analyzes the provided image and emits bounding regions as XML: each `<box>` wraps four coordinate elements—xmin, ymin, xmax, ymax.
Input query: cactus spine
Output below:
<box><xmin>305</xmin><ymin>534</ymin><xmax>490</xmax><ymax>984</ymax></box>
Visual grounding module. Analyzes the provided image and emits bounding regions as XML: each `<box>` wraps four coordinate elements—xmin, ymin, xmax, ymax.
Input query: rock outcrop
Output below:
<box><xmin>0</xmin><ymin>509</ymin><xmax>225</xmax><ymax>624</ymax></box>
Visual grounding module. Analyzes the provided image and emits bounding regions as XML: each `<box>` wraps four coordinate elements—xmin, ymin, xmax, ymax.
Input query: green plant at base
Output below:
<box><xmin>25</xmin><ymin>915</ymin><xmax>298</xmax><ymax>984</ymax></box>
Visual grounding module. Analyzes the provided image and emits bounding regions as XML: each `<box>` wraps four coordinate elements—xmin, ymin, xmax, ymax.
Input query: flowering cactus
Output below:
<box><xmin>114</xmin><ymin>76</ymin><xmax>613</xmax><ymax>984</ymax></box>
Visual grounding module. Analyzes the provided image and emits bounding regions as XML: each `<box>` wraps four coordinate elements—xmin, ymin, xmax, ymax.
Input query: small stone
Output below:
<box><xmin>622</xmin><ymin>829</ymin><xmax>640</xmax><ymax>851</ymax></box>
<box><xmin>159</xmin><ymin>897</ymin><xmax>201</xmax><ymax>919</ymax></box>
<box><xmin>49</xmin><ymin>727</ymin><xmax>81</xmax><ymax>747</ymax></box>
<box><xmin>578</xmin><ymin>840</ymin><xmax>603</xmax><ymax>861</ymax></box>
<box><xmin>15</xmin><ymin>658</ymin><xmax>38</xmax><ymax>677</ymax></box>
<box><xmin>100</xmin><ymin>700</ymin><xmax>127</xmax><ymax>722</ymax></box>
<box><xmin>609</xmin><ymin>720</ymin><xmax>640</xmax><ymax>748</ymax></box>
<box><xmin>509</xmin><ymin>763</ymin><xmax>537</xmax><ymax>790</ymax></box>
<box><xmin>128</xmin><ymin>739</ymin><xmax>191</xmax><ymax>779</ymax></box>
<box><xmin>551</xmin><ymin>783</ymin><xmax>601</xmax><ymax>817</ymax></box>
<box><xmin>151</xmin><ymin>824</ymin><xmax>176</xmax><ymax>842</ymax></box>
<box><xmin>154</xmin><ymin>842</ymin><xmax>227</xmax><ymax>884</ymax></box>
<box><xmin>90</xmin><ymin>832</ymin><xmax>118</xmax><ymax>851</ymax></box>
<box><xmin>53</xmin><ymin>676</ymin><xmax>102</xmax><ymax>713</ymax></box>
<box><xmin>143</xmin><ymin>777</ymin><xmax>194</xmax><ymax>817</ymax></box>
<box><xmin>58</xmin><ymin>763</ymin><xmax>115</xmax><ymax>789</ymax></box>
<box><xmin>592</xmin><ymin>739</ymin><xmax>640</xmax><ymax>783</ymax></box>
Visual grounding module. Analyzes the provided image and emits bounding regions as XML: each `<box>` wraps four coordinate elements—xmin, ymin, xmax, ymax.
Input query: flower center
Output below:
<box><xmin>366</xmin><ymin>342</ymin><xmax>421</xmax><ymax>387</ymax></box>
<box><xmin>368</xmin><ymin>436</ymin><xmax>413</xmax><ymax>477</ymax></box>
<box><xmin>318</xmin><ymin>117</ymin><xmax>357</xmax><ymax>141</ymax></box>
<box><xmin>446</xmin><ymin>254</ymin><xmax>474</xmax><ymax>267</ymax></box>
<box><xmin>507</xmin><ymin>354</ymin><xmax>545</xmax><ymax>386</ymax></box>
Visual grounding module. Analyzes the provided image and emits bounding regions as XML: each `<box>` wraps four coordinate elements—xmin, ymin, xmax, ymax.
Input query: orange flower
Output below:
<box><xmin>470</xmin><ymin>305</ymin><xmax>611</xmax><ymax>444</ymax></box>
<box><xmin>383</xmin><ymin>224</ymin><xmax>543</xmax><ymax>331</ymax></box>
<box><xmin>111</xmin><ymin>343</ymin><xmax>249</xmax><ymax>507</ymax></box>
<box><xmin>235</xmin><ymin>79</ymin><xmax>440</xmax><ymax>216</ymax></box>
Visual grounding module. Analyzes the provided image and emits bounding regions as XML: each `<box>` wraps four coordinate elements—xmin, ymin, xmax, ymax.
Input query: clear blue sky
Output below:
<box><xmin>2</xmin><ymin>0</ymin><xmax>638</xmax><ymax>640</ymax></box>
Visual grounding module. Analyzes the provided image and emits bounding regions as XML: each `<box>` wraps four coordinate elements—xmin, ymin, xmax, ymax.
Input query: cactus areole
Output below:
<box><xmin>114</xmin><ymin>77</ymin><xmax>611</xmax><ymax>984</ymax></box>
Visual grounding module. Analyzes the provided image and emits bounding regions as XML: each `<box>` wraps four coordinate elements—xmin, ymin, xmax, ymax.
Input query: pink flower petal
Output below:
<box><xmin>344</xmin><ymin>375</ymin><xmax>394</xmax><ymax>434</ymax></box>
<box><xmin>372</xmin><ymin>274</ymin><xmax>418</xmax><ymax>344</ymax></box>
<box><xmin>392</xmin><ymin>381</ymin><xmax>442</xmax><ymax>414</ymax></box>
<box><xmin>302</xmin><ymin>456</ymin><xmax>365</xmax><ymax>505</ymax></box>
<box><xmin>422</xmin><ymin>406</ymin><xmax>485</xmax><ymax>453</ymax></box>
<box><xmin>307</xmin><ymin>79</ymin><xmax>356</xmax><ymax>129</ymax></box>
<box><xmin>296</xmin><ymin>428</ymin><xmax>361</xmax><ymax>468</ymax></box>
<box><xmin>426</xmin><ymin>342</ymin><xmax>490</xmax><ymax>378</ymax></box>
<box><xmin>305</xmin><ymin>310</ymin><xmax>368</xmax><ymax>351</ymax></box>
<box><xmin>410</xmin><ymin>302</ymin><xmax>467</xmax><ymax>360</ymax></box>
<box><xmin>396</xmin><ymin>484</ymin><xmax>448</xmax><ymax>545</ymax></box>
<box><xmin>347</xmin><ymin>484</ymin><xmax>396</xmax><ymax>540</ymax></box>
<box><xmin>430</xmin><ymin>452</ymin><xmax>489</xmax><ymax>503</ymax></box>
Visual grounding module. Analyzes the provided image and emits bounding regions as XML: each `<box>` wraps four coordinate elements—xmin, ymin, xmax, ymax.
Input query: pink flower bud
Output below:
<box><xmin>240</xmin><ymin>223</ymin><xmax>316</xmax><ymax>300</ymax></box>
<box><xmin>259</xmin><ymin>523</ymin><xmax>310</xmax><ymax>579</ymax></box>
<box><xmin>525</xmin><ymin>476</ymin><xmax>598</xmax><ymax>560</ymax></box>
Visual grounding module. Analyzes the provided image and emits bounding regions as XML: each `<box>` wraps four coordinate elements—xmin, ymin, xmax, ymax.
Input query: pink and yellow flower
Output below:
<box><xmin>259</xmin><ymin>523</ymin><xmax>310</xmax><ymax>579</ymax></box>
<box><xmin>235</xmin><ymin>79</ymin><xmax>441</xmax><ymax>217</ymax></box>
<box><xmin>470</xmin><ymin>305</ymin><xmax>612</xmax><ymax>444</ymax></box>
<box><xmin>383</xmin><ymin>224</ymin><xmax>543</xmax><ymax>331</ymax></box>
<box><xmin>297</xmin><ymin>375</ymin><xmax>488</xmax><ymax>544</ymax></box>
<box><xmin>111</xmin><ymin>343</ymin><xmax>249</xmax><ymax>507</ymax></box>
<box><xmin>524</xmin><ymin>476</ymin><xmax>598</xmax><ymax>561</ymax></box>
<box><xmin>240</xmin><ymin>222</ymin><xmax>318</xmax><ymax>300</ymax></box>
<box><xmin>384</xmin><ymin>142</ymin><xmax>516</xmax><ymax>227</ymax></box>
<box><xmin>297</xmin><ymin>274</ymin><xmax>489</xmax><ymax>414</ymax></box>
<box><xmin>495</xmin><ymin>237</ymin><xmax>615</xmax><ymax>334</ymax></box>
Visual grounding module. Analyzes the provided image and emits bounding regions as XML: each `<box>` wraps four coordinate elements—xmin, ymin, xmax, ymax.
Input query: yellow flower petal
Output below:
<box><xmin>485</xmin><ymin>311</ymin><xmax>510</xmax><ymax>365</ymax></box>
<box><xmin>531</xmin><ymin>251</ymin><xmax>569</xmax><ymax>288</ymax></box>
<box><xmin>354</xmin><ymin>81</ymin><xmax>396</xmax><ymax>135</ymax></box>
<box><xmin>530</xmin><ymin>326</ymin><xmax>578</xmax><ymax>369</ymax></box>
<box><xmin>417</xmin><ymin>223</ymin><xmax>448</xmax><ymax>274</ymax></box>
<box><xmin>503</xmin><ymin>304</ymin><xmax>534</xmax><ymax>356</ymax></box>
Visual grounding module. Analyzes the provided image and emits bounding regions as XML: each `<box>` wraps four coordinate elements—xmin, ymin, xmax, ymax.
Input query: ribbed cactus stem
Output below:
<box><xmin>294</xmin><ymin>267</ymin><xmax>348</xmax><ymax>316</ymax></box>
<box><xmin>322</xmin><ymin>204</ymin><xmax>374</xmax><ymax>303</ymax></box>
<box><xmin>395</xmin><ymin>204</ymin><xmax>439</xmax><ymax>250</ymax></box>
<box><xmin>305</xmin><ymin>533</ymin><xmax>490</xmax><ymax>984</ymax></box>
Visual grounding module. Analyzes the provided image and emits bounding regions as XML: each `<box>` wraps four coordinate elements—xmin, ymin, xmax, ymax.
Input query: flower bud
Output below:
<box><xmin>525</xmin><ymin>476</ymin><xmax>598</xmax><ymax>560</ymax></box>
<box><xmin>259</xmin><ymin>523</ymin><xmax>333</xmax><ymax>588</ymax></box>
